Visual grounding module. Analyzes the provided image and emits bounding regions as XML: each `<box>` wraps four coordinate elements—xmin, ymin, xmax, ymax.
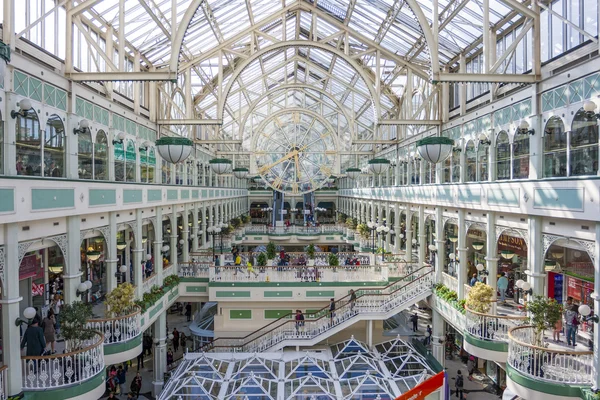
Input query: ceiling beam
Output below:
<box><xmin>378</xmin><ymin>119</ymin><xmax>442</xmax><ymax>125</ymax></box>
<box><xmin>157</xmin><ymin>119</ymin><xmax>223</xmax><ymax>125</ymax></box>
<box><xmin>68</xmin><ymin>71</ymin><xmax>177</xmax><ymax>82</ymax></box>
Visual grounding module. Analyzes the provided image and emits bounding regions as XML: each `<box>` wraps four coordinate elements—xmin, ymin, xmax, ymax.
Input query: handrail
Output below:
<box><xmin>22</xmin><ymin>331</ymin><xmax>105</xmax><ymax>390</ymax></box>
<box><xmin>88</xmin><ymin>305</ymin><xmax>141</xmax><ymax>323</ymax></box>
<box><xmin>464</xmin><ymin>302</ymin><xmax>528</xmax><ymax>320</ymax></box>
<box><xmin>508</xmin><ymin>325</ymin><xmax>593</xmax><ymax>355</ymax></box>
<box><xmin>202</xmin><ymin>266</ymin><xmax>432</xmax><ymax>352</ymax></box>
<box><xmin>87</xmin><ymin>306</ymin><xmax>141</xmax><ymax>345</ymax></box>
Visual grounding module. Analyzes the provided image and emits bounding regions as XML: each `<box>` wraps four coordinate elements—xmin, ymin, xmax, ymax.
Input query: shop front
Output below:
<box><xmin>496</xmin><ymin>233</ymin><xmax>528</xmax><ymax>304</ymax></box>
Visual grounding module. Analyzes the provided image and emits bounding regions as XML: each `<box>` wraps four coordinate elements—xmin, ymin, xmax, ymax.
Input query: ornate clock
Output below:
<box><xmin>253</xmin><ymin>109</ymin><xmax>338</xmax><ymax>195</ymax></box>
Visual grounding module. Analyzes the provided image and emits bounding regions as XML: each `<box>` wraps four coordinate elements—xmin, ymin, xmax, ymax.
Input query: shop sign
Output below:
<box><xmin>566</xmin><ymin>276</ymin><xmax>594</xmax><ymax>302</ymax></box>
<box><xmin>19</xmin><ymin>254</ymin><xmax>43</xmax><ymax>281</ymax></box>
<box><xmin>32</xmin><ymin>282</ymin><xmax>44</xmax><ymax>297</ymax></box>
<box><xmin>498</xmin><ymin>234</ymin><xmax>527</xmax><ymax>257</ymax></box>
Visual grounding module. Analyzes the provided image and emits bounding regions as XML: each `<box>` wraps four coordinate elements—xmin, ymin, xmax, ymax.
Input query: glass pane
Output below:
<box><xmin>78</xmin><ymin>132</ymin><xmax>93</xmax><ymax>179</ymax></box>
<box><xmin>496</xmin><ymin>132</ymin><xmax>511</xmax><ymax>180</ymax></box>
<box><xmin>16</xmin><ymin>109</ymin><xmax>42</xmax><ymax>176</ymax></box>
<box><xmin>543</xmin><ymin>116</ymin><xmax>567</xmax><ymax>177</ymax></box>
<box><xmin>95</xmin><ymin>131</ymin><xmax>108</xmax><ymax>180</ymax></box>
<box><xmin>465</xmin><ymin>141</ymin><xmax>476</xmax><ymax>182</ymax></box>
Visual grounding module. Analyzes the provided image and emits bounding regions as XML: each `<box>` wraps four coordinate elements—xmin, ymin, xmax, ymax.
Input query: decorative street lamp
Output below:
<box><xmin>376</xmin><ymin>224</ymin><xmax>391</xmax><ymax>261</ymax></box>
<box><xmin>415</xmin><ymin>137</ymin><xmax>454</xmax><ymax>164</ymax></box>
<box><xmin>207</xmin><ymin>225</ymin><xmax>223</xmax><ymax>260</ymax></box>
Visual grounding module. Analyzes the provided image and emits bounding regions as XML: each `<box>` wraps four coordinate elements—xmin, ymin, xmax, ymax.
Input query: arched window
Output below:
<box><xmin>451</xmin><ymin>149</ymin><xmax>460</xmax><ymax>182</ymax></box>
<box><xmin>147</xmin><ymin>148</ymin><xmax>156</xmax><ymax>183</ymax></box>
<box><xmin>78</xmin><ymin>131</ymin><xmax>93</xmax><ymax>179</ymax></box>
<box><xmin>465</xmin><ymin>140</ymin><xmax>476</xmax><ymax>182</ymax></box>
<box><xmin>411</xmin><ymin>158</ymin><xmax>420</xmax><ymax>184</ymax></box>
<box><xmin>176</xmin><ymin>163</ymin><xmax>184</xmax><ymax>185</ymax></box>
<box><xmin>95</xmin><ymin>131</ymin><xmax>108</xmax><ymax>180</ymax></box>
<box><xmin>44</xmin><ymin>115</ymin><xmax>66</xmax><ymax>177</ymax></box>
<box><xmin>496</xmin><ymin>131</ymin><xmax>510</xmax><ymax>180</ymax></box>
<box><xmin>571</xmin><ymin>109</ymin><xmax>599</xmax><ymax>176</ymax></box>
<box><xmin>162</xmin><ymin>159</ymin><xmax>172</xmax><ymax>184</ymax></box>
<box><xmin>512</xmin><ymin>130</ymin><xmax>530</xmax><ymax>179</ymax></box>
<box><xmin>443</xmin><ymin>154</ymin><xmax>451</xmax><ymax>183</ymax></box>
<box><xmin>140</xmin><ymin>146</ymin><xmax>148</xmax><ymax>182</ymax></box>
<box><xmin>187</xmin><ymin>161</ymin><xmax>194</xmax><ymax>185</ymax></box>
<box><xmin>477</xmin><ymin>143</ymin><xmax>489</xmax><ymax>181</ymax></box>
<box><xmin>197</xmin><ymin>162</ymin><xmax>203</xmax><ymax>186</ymax></box>
<box><xmin>16</xmin><ymin>108</ymin><xmax>42</xmax><ymax>176</ymax></box>
<box><xmin>543</xmin><ymin>117</ymin><xmax>567</xmax><ymax>178</ymax></box>
<box><xmin>125</xmin><ymin>139</ymin><xmax>136</xmax><ymax>182</ymax></box>
<box><xmin>114</xmin><ymin>137</ymin><xmax>125</xmax><ymax>181</ymax></box>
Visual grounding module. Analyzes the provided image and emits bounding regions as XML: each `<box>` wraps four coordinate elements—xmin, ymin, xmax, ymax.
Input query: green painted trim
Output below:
<box><xmin>155</xmin><ymin>137</ymin><xmax>193</xmax><ymax>146</ymax></box>
<box><xmin>464</xmin><ymin>332</ymin><xmax>508</xmax><ymax>352</ymax></box>
<box><xmin>210</xmin><ymin>281</ymin><xmax>388</xmax><ymax>288</ymax></box>
<box><xmin>23</xmin><ymin>367</ymin><xmax>105</xmax><ymax>400</ymax></box>
<box><xmin>264</xmin><ymin>309</ymin><xmax>293</xmax><ymax>319</ymax></box>
<box><xmin>0</xmin><ymin>188</ymin><xmax>15</xmax><ymax>212</ymax></box>
<box><xmin>209</xmin><ymin>158</ymin><xmax>233</xmax><ymax>164</ymax></box>
<box><xmin>229</xmin><ymin>310</ymin><xmax>251</xmax><ymax>319</ymax></box>
<box><xmin>32</xmin><ymin>188</ymin><xmax>74</xmax><ymax>210</ymax></box>
<box><xmin>123</xmin><ymin>189</ymin><xmax>142</xmax><ymax>204</ymax></box>
<box><xmin>103</xmin><ymin>335</ymin><xmax>142</xmax><ymax>355</ymax></box>
<box><xmin>263</xmin><ymin>290</ymin><xmax>293</xmax><ymax>298</ymax></box>
<box><xmin>186</xmin><ymin>286</ymin><xmax>207</xmax><ymax>293</ymax></box>
<box><xmin>168</xmin><ymin>288</ymin><xmax>179</xmax><ymax>301</ymax></box>
<box><xmin>417</xmin><ymin>137</ymin><xmax>454</xmax><ymax>146</ymax></box>
<box><xmin>192</xmin><ymin>190</ymin><xmax>199</xmax><ymax>199</ymax></box>
<box><xmin>181</xmin><ymin>190</ymin><xmax>190</xmax><ymax>199</ymax></box>
<box><xmin>215</xmin><ymin>291</ymin><xmax>251</xmax><ymax>298</ymax></box>
<box><xmin>167</xmin><ymin>189</ymin><xmax>178</xmax><ymax>200</ymax></box>
<box><xmin>180</xmin><ymin>277</ymin><xmax>210</xmax><ymax>283</ymax></box>
<box><xmin>89</xmin><ymin>189</ymin><xmax>117</xmax><ymax>206</ymax></box>
<box><xmin>368</xmin><ymin>158</ymin><xmax>391</xmax><ymax>164</ymax></box>
<box><xmin>149</xmin><ymin>302</ymin><xmax>163</xmax><ymax>319</ymax></box>
<box><xmin>147</xmin><ymin>189</ymin><xmax>162</xmax><ymax>202</ymax></box>
<box><xmin>506</xmin><ymin>364</ymin><xmax>586</xmax><ymax>397</ymax></box>
<box><xmin>306</xmin><ymin>290</ymin><xmax>335</xmax><ymax>297</ymax></box>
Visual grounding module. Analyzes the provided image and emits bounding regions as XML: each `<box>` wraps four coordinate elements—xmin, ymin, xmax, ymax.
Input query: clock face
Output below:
<box><xmin>254</xmin><ymin>111</ymin><xmax>338</xmax><ymax>195</ymax></box>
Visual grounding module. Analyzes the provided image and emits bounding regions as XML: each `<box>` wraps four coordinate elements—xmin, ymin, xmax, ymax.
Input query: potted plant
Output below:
<box><xmin>61</xmin><ymin>301</ymin><xmax>95</xmax><ymax>351</ymax></box>
<box><xmin>527</xmin><ymin>295</ymin><xmax>563</xmax><ymax>346</ymax></box>
<box><xmin>465</xmin><ymin>282</ymin><xmax>494</xmax><ymax>313</ymax></box>
<box><xmin>230</xmin><ymin>217</ymin><xmax>241</xmax><ymax>229</ymax></box>
<box><xmin>357</xmin><ymin>223</ymin><xmax>370</xmax><ymax>239</ymax></box>
<box><xmin>306</xmin><ymin>244</ymin><xmax>316</xmax><ymax>266</ymax></box>
<box><xmin>105</xmin><ymin>282</ymin><xmax>136</xmax><ymax>317</ymax></box>
<box><xmin>265</xmin><ymin>242</ymin><xmax>277</xmax><ymax>266</ymax></box>
<box><xmin>346</xmin><ymin>217</ymin><xmax>357</xmax><ymax>230</ymax></box>
<box><xmin>328</xmin><ymin>253</ymin><xmax>339</xmax><ymax>267</ymax></box>
<box><xmin>256</xmin><ymin>252</ymin><xmax>267</xmax><ymax>267</ymax></box>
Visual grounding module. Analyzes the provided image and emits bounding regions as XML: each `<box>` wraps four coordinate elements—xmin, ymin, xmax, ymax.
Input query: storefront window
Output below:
<box><xmin>187</xmin><ymin>161</ymin><xmax>194</xmax><ymax>185</ymax></box>
<box><xmin>162</xmin><ymin>159</ymin><xmax>171</xmax><ymax>184</ymax></box>
<box><xmin>496</xmin><ymin>131</ymin><xmax>510</xmax><ymax>180</ymax></box>
<box><xmin>95</xmin><ymin>131</ymin><xmax>109</xmax><ymax>180</ymax></box>
<box><xmin>571</xmin><ymin>108</ymin><xmax>599</xmax><ymax>176</ymax></box>
<box><xmin>78</xmin><ymin>131</ymin><xmax>93</xmax><ymax>179</ymax></box>
<box><xmin>465</xmin><ymin>140</ymin><xmax>476</xmax><ymax>182</ymax></box>
<box><xmin>443</xmin><ymin>155</ymin><xmax>451</xmax><ymax>183</ymax></box>
<box><xmin>543</xmin><ymin>116</ymin><xmax>567</xmax><ymax>177</ymax></box>
<box><xmin>512</xmin><ymin>131</ymin><xmax>530</xmax><ymax>179</ymax></box>
<box><xmin>148</xmin><ymin>148</ymin><xmax>156</xmax><ymax>183</ymax></box>
<box><xmin>16</xmin><ymin>108</ymin><xmax>42</xmax><ymax>176</ymax></box>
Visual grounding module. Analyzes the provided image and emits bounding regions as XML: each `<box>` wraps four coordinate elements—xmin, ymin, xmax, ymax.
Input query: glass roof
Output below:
<box><xmin>160</xmin><ymin>338</ymin><xmax>436</xmax><ymax>399</ymax></box>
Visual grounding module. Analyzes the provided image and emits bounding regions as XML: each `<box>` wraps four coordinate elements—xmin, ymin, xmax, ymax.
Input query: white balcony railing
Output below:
<box><xmin>179</xmin><ymin>261</ymin><xmax>211</xmax><ymax>278</ymax></box>
<box><xmin>22</xmin><ymin>332</ymin><xmax>105</xmax><ymax>390</ymax></box>
<box><xmin>508</xmin><ymin>326</ymin><xmax>593</xmax><ymax>385</ymax></box>
<box><xmin>210</xmin><ymin>265</ymin><xmax>389</xmax><ymax>283</ymax></box>
<box><xmin>86</xmin><ymin>306</ymin><xmax>141</xmax><ymax>345</ymax></box>
<box><xmin>442</xmin><ymin>272</ymin><xmax>458</xmax><ymax>293</ymax></box>
<box><xmin>143</xmin><ymin>273</ymin><xmax>158</xmax><ymax>292</ymax></box>
<box><xmin>465</xmin><ymin>303</ymin><xmax>527</xmax><ymax>344</ymax></box>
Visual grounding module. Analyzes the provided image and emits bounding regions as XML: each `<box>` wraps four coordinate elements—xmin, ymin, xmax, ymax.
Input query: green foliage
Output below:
<box><xmin>346</xmin><ymin>218</ymin><xmax>357</xmax><ymax>230</ymax></box>
<box><xmin>337</xmin><ymin>213</ymin><xmax>346</xmax><ymax>223</ymax></box>
<box><xmin>266</xmin><ymin>242</ymin><xmax>277</xmax><ymax>259</ymax></box>
<box><xmin>61</xmin><ymin>301</ymin><xmax>95</xmax><ymax>351</ymax></box>
<box><xmin>241</xmin><ymin>215</ymin><xmax>251</xmax><ymax>224</ymax></box>
<box><xmin>134</xmin><ymin>278</ymin><xmax>179</xmax><ymax>313</ymax></box>
<box><xmin>105</xmin><ymin>282</ymin><xmax>135</xmax><ymax>317</ymax></box>
<box><xmin>357</xmin><ymin>223</ymin><xmax>370</xmax><ymax>239</ymax></box>
<box><xmin>527</xmin><ymin>295</ymin><xmax>563</xmax><ymax>345</ymax></box>
<box><xmin>256</xmin><ymin>252</ymin><xmax>267</xmax><ymax>266</ymax></box>
<box><xmin>164</xmin><ymin>274</ymin><xmax>181</xmax><ymax>288</ymax></box>
<box><xmin>306</xmin><ymin>244</ymin><xmax>316</xmax><ymax>259</ymax></box>
<box><xmin>221</xmin><ymin>224</ymin><xmax>234</xmax><ymax>235</ymax></box>
<box><xmin>230</xmin><ymin>217</ymin><xmax>241</xmax><ymax>228</ymax></box>
<box><xmin>433</xmin><ymin>284</ymin><xmax>465</xmax><ymax>315</ymax></box>
<box><xmin>466</xmin><ymin>282</ymin><xmax>494</xmax><ymax>313</ymax></box>
<box><xmin>328</xmin><ymin>253</ymin><xmax>339</xmax><ymax>266</ymax></box>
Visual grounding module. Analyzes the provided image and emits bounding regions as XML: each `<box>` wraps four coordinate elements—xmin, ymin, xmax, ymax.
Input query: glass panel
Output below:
<box><xmin>95</xmin><ymin>131</ymin><xmax>108</xmax><ymax>180</ymax></box>
<box><xmin>451</xmin><ymin>150</ymin><xmax>460</xmax><ymax>182</ymax></box>
<box><xmin>78</xmin><ymin>132</ymin><xmax>93</xmax><ymax>179</ymax></box>
<box><xmin>571</xmin><ymin>109</ymin><xmax>599</xmax><ymax>176</ymax></box>
<box><xmin>16</xmin><ymin>109</ymin><xmax>42</xmax><ymax>176</ymax></box>
<box><xmin>543</xmin><ymin>116</ymin><xmax>567</xmax><ymax>177</ymax></box>
<box><xmin>114</xmin><ymin>140</ymin><xmax>125</xmax><ymax>182</ymax></box>
<box><xmin>162</xmin><ymin>160</ymin><xmax>172</xmax><ymax>184</ymax></box>
<box><xmin>477</xmin><ymin>145</ymin><xmax>489</xmax><ymax>181</ymax></box>
<box><xmin>125</xmin><ymin>139</ymin><xmax>136</xmax><ymax>182</ymax></box>
<box><xmin>496</xmin><ymin>132</ymin><xmax>511</xmax><ymax>180</ymax></box>
<box><xmin>512</xmin><ymin>131</ymin><xmax>530</xmax><ymax>179</ymax></box>
<box><xmin>465</xmin><ymin>141</ymin><xmax>476</xmax><ymax>182</ymax></box>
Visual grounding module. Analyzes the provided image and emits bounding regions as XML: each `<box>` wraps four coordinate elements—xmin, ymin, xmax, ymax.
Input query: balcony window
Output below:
<box><xmin>570</xmin><ymin>109</ymin><xmax>599</xmax><ymax>176</ymax></box>
<box><xmin>543</xmin><ymin>116</ymin><xmax>567</xmax><ymax>178</ymax></box>
<box><xmin>496</xmin><ymin>131</ymin><xmax>511</xmax><ymax>180</ymax></box>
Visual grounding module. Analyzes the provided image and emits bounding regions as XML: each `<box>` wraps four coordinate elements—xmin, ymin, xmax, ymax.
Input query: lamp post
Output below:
<box><xmin>367</xmin><ymin>221</ymin><xmax>378</xmax><ymax>255</ymax></box>
<box><xmin>376</xmin><ymin>224</ymin><xmax>391</xmax><ymax>261</ymax></box>
<box><xmin>206</xmin><ymin>226</ymin><xmax>222</xmax><ymax>260</ymax></box>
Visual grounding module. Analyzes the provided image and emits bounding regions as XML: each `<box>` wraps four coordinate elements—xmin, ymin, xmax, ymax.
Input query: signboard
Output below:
<box><xmin>32</xmin><ymin>282</ymin><xmax>44</xmax><ymax>297</ymax></box>
<box><xmin>19</xmin><ymin>253</ymin><xmax>43</xmax><ymax>281</ymax></box>
<box><xmin>498</xmin><ymin>234</ymin><xmax>527</xmax><ymax>257</ymax></box>
<box><xmin>566</xmin><ymin>276</ymin><xmax>582</xmax><ymax>301</ymax></box>
<box><xmin>394</xmin><ymin>371</ymin><xmax>444</xmax><ymax>400</ymax></box>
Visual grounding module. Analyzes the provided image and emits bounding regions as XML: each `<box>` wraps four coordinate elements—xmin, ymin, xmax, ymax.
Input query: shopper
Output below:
<box><xmin>329</xmin><ymin>298</ymin><xmax>336</xmax><ymax>324</ymax></box>
<box><xmin>117</xmin><ymin>365</ymin><xmax>127</xmax><ymax>395</ymax></box>
<box><xmin>565</xmin><ymin>301</ymin><xmax>580</xmax><ymax>347</ymax></box>
<box><xmin>455</xmin><ymin>370</ymin><xmax>464</xmax><ymax>399</ymax></box>
<box><xmin>469</xmin><ymin>273</ymin><xmax>478</xmax><ymax>286</ymax></box>
<box><xmin>497</xmin><ymin>273</ymin><xmax>509</xmax><ymax>303</ymax></box>
<box><xmin>167</xmin><ymin>349</ymin><xmax>174</xmax><ymax>367</ymax></box>
<box><xmin>467</xmin><ymin>355</ymin><xmax>476</xmax><ymax>381</ymax></box>
<box><xmin>425</xmin><ymin>325</ymin><xmax>432</xmax><ymax>345</ymax></box>
<box><xmin>21</xmin><ymin>319</ymin><xmax>46</xmax><ymax>357</ymax></box>
<box><xmin>349</xmin><ymin>289</ymin><xmax>357</xmax><ymax>312</ymax></box>
<box><xmin>130</xmin><ymin>372</ymin><xmax>142</xmax><ymax>399</ymax></box>
<box><xmin>41</xmin><ymin>309</ymin><xmax>57</xmax><ymax>354</ymax></box>
<box><xmin>172</xmin><ymin>328</ymin><xmax>180</xmax><ymax>352</ymax></box>
<box><xmin>295</xmin><ymin>310</ymin><xmax>305</xmax><ymax>334</ymax></box>
<box><xmin>185</xmin><ymin>303</ymin><xmax>192</xmax><ymax>322</ymax></box>
<box><xmin>50</xmin><ymin>294</ymin><xmax>63</xmax><ymax>335</ymax></box>
<box><xmin>410</xmin><ymin>313</ymin><xmax>419</xmax><ymax>332</ymax></box>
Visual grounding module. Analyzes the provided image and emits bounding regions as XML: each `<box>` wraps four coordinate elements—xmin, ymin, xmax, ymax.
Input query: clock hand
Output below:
<box><xmin>258</xmin><ymin>150</ymin><xmax>298</xmax><ymax>175</ymax></box>
<box><xmin>294</xmin><ymin>154</ymin><xmax>301</xmax><ymax>178</ymax></box>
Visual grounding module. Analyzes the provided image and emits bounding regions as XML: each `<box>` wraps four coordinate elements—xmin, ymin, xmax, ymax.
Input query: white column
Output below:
<box><xmin>431</xmin><ymin>309</ymin><xmax>445</xmax><ymax>368</ymax></box>
<box><xmin>151</xmin><ymin>311</ymin><xmax>167</xmax><ymax>396</ymax></box>
<box><xmin>418</xmin><ymin>206</ymin><xmax>426</xmax><ymax>266</ymax></box>
<box><xmin>153</xmin><ymin>208</ymin><xmax>164</xmax><ymax>285</ymax></box>
<box><xmin>457</xmin><ymin>209</ymin><xmax>467</xmax><ymax>300</ymax></box>
<box><xmin>2</xmin><ymin>224</ymin><xmax>23</xmax><ymax>396</ymax></box>
<box><xmin>404</xmin><ymin>212</ymin><xmax>413</xmax><ymax>263</ymax></box>
<box><xmin>192</xmin><ymin>206</ymin><xmax>199</xmax><ymax>252</ymax></box>
<box><xmin>64</xmin><ymin>216</ymin><xmax>83</xmax><ymax>304</ymax></box>
<box><xmin>527</xmin><ymin>216</ymin><xmax>545</xmax><ymax>297</ymax></box>
<box><xmin>133</xmin><ymin>210</ymin><xmax>144</xmax><ymax>299</ymax></box>
<box><xmin>182</xmin><ymin>206</ymin><xmax>189</xmax><ymax>263</ymax></box>
<box><xmin>486</xmin><ymin>212</ymin><xmax>499</xmax><ymax>303</ymax></box>
<box><xmin>435</xmin><ymin>207</ymin><xmax>444</xmax><ymax>283</ymax></box>
<box><xmin>106</xmin><ymin>212</ymin><xmax>119</xmax><ymax>292</ymax></box>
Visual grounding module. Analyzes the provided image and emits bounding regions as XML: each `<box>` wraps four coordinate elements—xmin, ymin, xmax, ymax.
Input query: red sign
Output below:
<box><xmin>395</xmin><ymin>371</ymin><xmax>445</xmax><ymax>400</ymax></box>
<box><xmin>567</xmin><ymin>276</ymin><xmax>582</xmax><ymax>301</ymax></box>
<box><xmin>32</xmin><ymin>282</ymin><xmax>44</xmax><ymax>297</ymax></box>
<box><xmin>19</xmin><ymin>254</ymin><xmax>43</xmax><ymax>281</ymax></box>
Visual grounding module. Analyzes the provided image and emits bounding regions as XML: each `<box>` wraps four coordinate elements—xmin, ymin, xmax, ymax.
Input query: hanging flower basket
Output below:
<box><xmin>209</xmin><ymin>158</ymin><xmax>233</xmax><ymax>175</ymax></box>
<box><xmin>416</xmin><ymin>137</ymin><xmax>454</xmax><ymax>164</ymax></box>
<box><xmin>346</xmin><ymin>168</ymin><xmax>361</xmax><ymax>180</ymax></box>
<box><xmin>155</xmin><ymin>137</ymin><xmax>193</xmax><ymax>164</ymax></box>
<box><xmin>367</xmin><ymin>159</ymin><xmax>391</xmax><ymax>175</ymax></box>
<box><xmin>233</xmin><ymin>167</ymin><xmax>249</xmax><ymax>179</ymax></box>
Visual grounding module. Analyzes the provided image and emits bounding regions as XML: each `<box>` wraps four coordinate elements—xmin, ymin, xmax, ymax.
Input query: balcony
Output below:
<box><xmin>507</xmin><ymin>326</ymin><xmax>593</xmax><ymax>400</ymax></box>
<box><xmin>208</xmin><ymin>265</ymin><xmax>389</xmax><ymax>283</ymax></box>
<box><xmin>464</xmin><ymin>302</ymin><xmax>527</xmax><ymax>362</ymax></box>
<box><xmin>22</xmin><ymin>332</ymin><xmax>105</xmax><ymax>400</ymax></box>
<box><xmin>87</xmin><ymin>306</ymin><xmax>142</xmax><ymax>364</ymax></box>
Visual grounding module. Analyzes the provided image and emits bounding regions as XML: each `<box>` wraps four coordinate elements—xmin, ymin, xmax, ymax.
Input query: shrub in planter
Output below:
<box><xmin>328</xmin><ymin>253</ymin><xmax>339</xmax><ymax>266</ymax></box>
<box><xmin>466</xmin><ymin>282</ymin><xmax>494</xmax><ymax>313</ymax></box>
<box><xmin>105</xmin><ymin>282</ymin><xmax>136</xmax><ymax>317</ymax></box>
<box><xmin>527</xmin><ymin>295</ymin><xmax>563</xmax><ymax>346</ymax></box>
<box><xmin>346</xmin><ymin>218</ymin><xmax>357</xmax><ymax>230</ymax></box>
<box><xmin>256</xmin><ymin>252</ymin><xmax>267</xmax><ymax>266</ymax></box>
<box><xmin>306</xmin><ymin>244</ymin><xmax>316</xmax><ymax>259</ymax></box>
<box><xmin>61</xmin><ymin>301</ymin><xmax>95</xmax><ymax>351</ymax></box>
<box><xmin>230</xmin><ymin>217</ymin><xmax>241</xmax><ymax>229</ymax></box>
<box><xmin>266</xmin><ymin>242</ymin><xmax>277</xmax><ymax>260</ymax></box>
<box><xmin>357</xmin><ymin>223</ymin><xmax>370</xmax><ymax>239</ymax></box>
<box><xmin>164</xmin><ymin>274</ymin><xmax>181</xmax><ymax>289</ymax></box>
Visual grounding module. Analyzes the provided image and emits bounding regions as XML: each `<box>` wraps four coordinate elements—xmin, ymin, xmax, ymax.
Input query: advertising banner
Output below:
<box><xmin>394</xmin><ymin>371</ymin><xmax>445</xmax><ymax>400</ymax></box>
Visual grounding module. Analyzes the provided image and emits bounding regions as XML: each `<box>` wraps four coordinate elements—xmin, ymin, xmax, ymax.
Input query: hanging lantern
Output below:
<box><xmin>416</xmin><ymin>137</ymin><xmax>454</xmax><ymax>164</ymax></box>
<box><xmin>367</xmin><ymin>159</ymin><xmax>391</xmax><ymax>175</ymax></box>
<box><xmin>155</xmin><ymin>136</ymin><xmax>193</xmax><ymax>164</ymax></box>
<box><xmin>346</xmin><ymin>168</ymin><xmax>361</xmax><ymax>179</ymax></box>
<box><xmin>87</xmin><ymin>251</ymin><xmax>102</xmax><ymax>261</ymax></box>
<box><xmin>233</xmin><ymin>167</ymin><xmax>249</xmax><ymax>179</ymax></box>
<box><xmin>116</xmin><ymin>241</ymin><xmax>127</xmax><ymax>250</ymax></box>
<box><xmin>500</xmin><ymin>250</ymin><xmax>515</xmax><ymax>259</ymax></box>
<box><xmin>472</xmin><ymin>241</ymin><xmax>485</xmax><ymax>251</ymax></box>
<box><xmin>209</xmin><ymin>158</ymin><xmax>233</xmax><ymax>174</ymax></box>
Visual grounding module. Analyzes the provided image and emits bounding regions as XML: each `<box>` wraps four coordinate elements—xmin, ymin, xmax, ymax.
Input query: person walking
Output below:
<box><xmin>467</xmin><ymin>355</ymin><xmax>476</xmax><ymax>381</ymax></box>
<box><xmin>185</xmin><ymin>303</ymin><xmax>192</xmax><ymax>322</ymax></box>
<box><xmin>455</xmin><ymin>370</ymin><xmax>465</xmax><ymax>399</ymax></box>
<box><xmin>167</xmin><ymin>349</ymin><xmax>174</xmax><ymax>367</ymax></box>
<box><xmin>21</xmin><ymin>319</ymin><xmax>46</xmax><ymax>357</ymax></box>
<box><xmin>565</xmin><ymin>299</ymin><xmax>580</xmax><ymax>347</ymax></box>
<box><xmin>425</xmin><ymin>325</ymin><xmax>432</xmax><ymax>345</ymax></box>
<box><xmin>469</xmin><ymin>273</ymin><xmax>478</xmax><ymax>286</ymax></box>
<box><xmin>116</xmin><ymin>365</ymin><xmax>127</xmax><ymax>395</ymax></box>
<box><xmin>349</xmin><ymin>289</ymin><xmax>357</xmax><ymax>312</ymax></box>
<box><xmin>180</xmin><ymin>332</ymin><xmax>187</xmax><ymax>350</ymax></box>
<box><xmin>295</xmin><ymin>310</ymin><xmax>305</xmax><ymax>334</ymax></box>
<box><xmin>329</xmin><ymin>298</ymin><xmax>336</xmax><ymax>325</ymax></box>
<box><xmin>172</xmin><ymin>328</ymin><xmax>180</xmax><ymax>352</ymax></box>
<box><xmin>41</xmin><ymin>309</ymin><xmax>57</xmax><ymax>354</ymax></box>
<box><xmin>50</xmin><ymin>294</ymin><xmax>63</xmax><ymax>336</ymax></box>
<box><xmin>497</xmin><ymin>273</ymin><xmax>509</xmax><ymax>303</ymax></box>
<box><xmin>410</xmin><ymin>313</ymin><xmax>419</xmax><ymax>332</ymax></box>
<box><xmin>130</xmin><ymin>372</ymin><xmax>142</xmax><ymax>399</ymax></box>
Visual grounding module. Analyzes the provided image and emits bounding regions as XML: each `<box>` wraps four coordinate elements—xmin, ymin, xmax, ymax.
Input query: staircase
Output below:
<box><xmin>205</xmin><ymin>266</ymin><xmax>434</xmax><ymax>353</ymax></box>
